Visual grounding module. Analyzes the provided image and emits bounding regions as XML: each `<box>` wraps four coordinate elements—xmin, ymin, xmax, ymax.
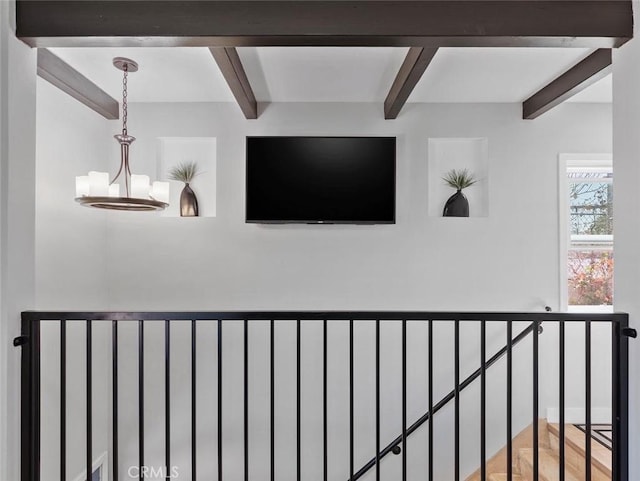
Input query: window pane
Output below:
<box><xmin>568</xmin><ymin>250</ymin><xmax>614</xmax><ymax>306</ymax></box>
<box><xmin>569</xmin><ymin>182</ymin><xmax>613</xmax><ymax>235</ymax></box>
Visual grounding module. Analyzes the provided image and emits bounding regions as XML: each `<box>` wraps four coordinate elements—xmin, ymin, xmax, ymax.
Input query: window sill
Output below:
<box><xmin>567</xmin><ymin>305</ymin><xmax>614</xmax><ymax>314</ymax></box>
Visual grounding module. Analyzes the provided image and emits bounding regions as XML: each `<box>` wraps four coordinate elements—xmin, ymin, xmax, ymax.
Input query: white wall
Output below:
<box><xmin>32</xmin><ymin>99</ymin><xmax>613</xmax><ymax>314</ymax></box>
<box><xmin>0</xmin><ymin>2</ymin><xmax>37</xmax><ymax>480</ymax></box>
<box><xmin>104</xmin><ymin>101</ymin><xmax>611</xmax><ymax>312</ymax></box>
<box><xmin>35</xmin><ymin>77</ymin><xmax>115</xmax><ymax>481</ymax></box>
<box><xmin>34</xmin><ymin>97</ymin><xmax>615</xmax><ymax>480</ymax></box>
<box><xmin>35</xmin><ymin>78</ymin><xmax>112</xmax><ymax>309</ymax></box>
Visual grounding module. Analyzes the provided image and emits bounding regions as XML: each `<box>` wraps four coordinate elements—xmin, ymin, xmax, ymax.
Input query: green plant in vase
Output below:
<box><xmin>169</xmin><ymin>161</ymin><xmax>200</xmax><ymax>217</ymax></box>
<box><xmin>442</xmin><ymin>168</ymin><xmax>478</xmax><ymax>217</ymax></box>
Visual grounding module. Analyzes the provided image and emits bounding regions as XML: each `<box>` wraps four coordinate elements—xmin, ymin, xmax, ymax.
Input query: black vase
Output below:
<box><xmin>180</xmin><ymin>183</ymin><xmax>199</xmax><ymax>217</ymax></box>
<box><xmin>443</xmin><ymin>189</ymin><xmax>469</xmax><ymax>217</ymax></box>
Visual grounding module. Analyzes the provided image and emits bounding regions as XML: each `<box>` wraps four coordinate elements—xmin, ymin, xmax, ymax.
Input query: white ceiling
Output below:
<box><xmin>237</xmin><ymin>47</ymin><xmax>409</xmax><ymax>102</ymax></box>
<box><xmin>50</xmin><ymin>47</ymin><xmax>236</xmax><ymax>102</ymax></box>
<box><xmin>409</xmin><ymin>47</ymin><xmax>610</xmax><ymax>103</ymax></box>
<box><xmin>50</xmin><ymin>46</ymin><xmax>612</xmax><ymax>104</ymax></box>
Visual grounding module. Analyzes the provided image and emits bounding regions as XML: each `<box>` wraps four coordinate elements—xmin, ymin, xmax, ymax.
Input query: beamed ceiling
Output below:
<box><xmin>19</xmin><ymin>0</ymin><xmax>631</xmax><ymax>120</ymax></box>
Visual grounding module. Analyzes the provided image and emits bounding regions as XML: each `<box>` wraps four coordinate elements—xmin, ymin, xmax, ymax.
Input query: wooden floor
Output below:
<box><xmin>466</xmin><ymin>420</ymin><xmax>612</xmax><ymax>481</ymax></box>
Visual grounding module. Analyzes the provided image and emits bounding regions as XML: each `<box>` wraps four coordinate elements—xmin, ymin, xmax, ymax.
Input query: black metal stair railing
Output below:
<box><xmin>17</xmin><ymin>311</ymin><xmax>633</xmax><ymax>481</ymax></box>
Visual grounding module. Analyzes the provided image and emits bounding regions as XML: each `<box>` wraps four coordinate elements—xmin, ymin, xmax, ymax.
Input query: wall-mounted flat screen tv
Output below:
<box><xmin>246</xmin><ymin>136</ymin><xmax>396</xmax><ymax>224</ymax></box>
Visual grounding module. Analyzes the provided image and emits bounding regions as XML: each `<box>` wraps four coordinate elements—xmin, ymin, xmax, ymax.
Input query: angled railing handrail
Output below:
<box><xmin>350</xmin><ymin>321</ymin><xmax>541</xmax><ymax>481</ymax></box>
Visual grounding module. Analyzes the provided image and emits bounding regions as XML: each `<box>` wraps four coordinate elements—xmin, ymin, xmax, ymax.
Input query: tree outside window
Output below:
<box><xmin>567</xmin><ymin>171</ymin><xmax>613</xmax><ymax>306</ymax></box>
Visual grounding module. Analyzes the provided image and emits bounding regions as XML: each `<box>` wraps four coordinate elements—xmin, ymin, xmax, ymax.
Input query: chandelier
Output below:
<box><xmin>75</xmin><ymin>57</ymin><xmax>169</xmax><ymax>211</ymax></box>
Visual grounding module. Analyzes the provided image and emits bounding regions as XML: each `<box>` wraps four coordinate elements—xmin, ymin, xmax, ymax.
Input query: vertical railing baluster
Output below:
<box><xmin>245</xmin><ymin>319</ymin><xmax>249</xmax><ymax>481</ymax></box>
<box><xmin>297</xmin><ymin>320</ymin><xmax>301</xmax><ymax>481</ymax></box>
<box><xmin>138</xmin><ymin>320</ymin><xmax>144</xmax><ymax>479</ymax></box>
<box><xmin>533</xmin><ymin>321</ymin><xmax>539</xmax><ymax>481</ymax></box>
<box><xmin>402</xmin><ymin>320</ymin><xmax>407</xmax><ymax>481</ymax></box>
<box><xmin>480</xmin><ymin>320</ymin><xmax>486</xmax><ymax>481</ymax></box>
<box><xmin>507</xmin><ymin>321</ymin><xmax>512</xmax><ymax>481</ymax></box>
<box><xmin>218</xmin><ymin>320</ymin><xmax>223</xmax><ymax>481</ymax></box>
<box><xmin>323</xmin><ymin>319</ymin><xmax>328</xmax><ymax>481</ymax></box>
<box><xmin>559</xmin><ymin>321</ymin><xmax>565</xmax><ymax>481</ymax></box>
<box><xmin>558</xmin><ymin>321</ymin><xmax>565</xmax><ymax>481</ymax></box>
<box><xmin>87</xmin><ymin>320</ymin><xmax>93</xmax><ymax>481</ymax></box>
<box><xmin>270</xmin><ymin>320</ymin><xmax>275</xmax><ymax>481</ymax></box>
<box><xmin>611</xmin><ymin>316</ymin><xmax>630</xmax><ymax>481</ymax></box>
<box><xmin>191</xmin><ymin>320</ymin><xmax>197</xmax><ymax>481</ymax></box>
<box><xmin>21</xmin><ymin>317</ymin><xmax>41</xmax><ymax>481</ymax></box>
<box><xmin>60</xmin><ymin>320</ymin><xmax>66</xmax><ymax>481</ymax></box>
<box><xmin>376</xmin><ymin>320</ymin><xmax>380</xmax><ymax>481</ymax></box>
<box><xmin>454</xmin><ymin>319</ymin><xmax>460</xmax><ymax>481</ymax></box>
<box><xmin>349</xmin><ymin>320</ymin><xmax>354</xmax><ymax>481</ymax></box>
<box><xmin>112</xmin><ymin>320</ymin><xmax>118</xmax><ymax>481</ymax></box>
<box><xmin>165</xmin><ymin>320</ymin><xmax>171</xmax><ymax>481</ymax></box>
<box><xmin>428</xmin><ymin>320</ymin><xmax>433</xmax><ymax>481</ymax></box>
<box><xmin>585</xmin><ymin>320</ymin><xmax>592</xmax><ymax>481</ymax></box>
<box><xmin>612</xmin><ymin>320</ymin><xmax>620</xmax><ymax>481</ymax></box>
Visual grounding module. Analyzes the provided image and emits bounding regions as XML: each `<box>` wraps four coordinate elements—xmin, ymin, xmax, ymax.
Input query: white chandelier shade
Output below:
<box><xmin>75</xmin><ymin>173</ymin><xmax>170</xmax><ymax>204</ymax></box>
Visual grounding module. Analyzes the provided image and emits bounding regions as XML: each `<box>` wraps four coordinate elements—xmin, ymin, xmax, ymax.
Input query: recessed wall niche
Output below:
<box><xmin>157</xmin><ymin>137</ymin><xmax>217</xmax><ymax>218</ymax></box>
<box><xmin>427</xmin><ymin>137</ymin><xmax>489</xmax><ymax>217</ymax></box>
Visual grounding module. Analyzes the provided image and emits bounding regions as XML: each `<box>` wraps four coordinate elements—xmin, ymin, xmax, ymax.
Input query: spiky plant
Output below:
<box><xmin>442</xmin><ymin>168</ymin><xmax>478</xmax><ymax>191</ymax></box>
<box><xmin>168</xmin><ymin>161</ymin><xmax>199</xmax><ymax>184</ymax></box>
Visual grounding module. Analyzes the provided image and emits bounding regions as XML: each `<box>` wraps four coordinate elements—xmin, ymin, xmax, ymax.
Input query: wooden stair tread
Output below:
<box><xmin>519</xmin><ymin>448</ymin><xmax>581</xmax><ymax>481</ymax></box>
<box><xmin>547</xmin><ymin>423</ymin><xmax>612</xmax><ymax>474</ymax></box>
<box><xmin>489</xmin><ymin>474</ymin><xmax>524</xmax><ymax>481</ymax></box>
<box><xmin>464</xmin><ymin>420</ymin><xmax>550</xmax><ymax>481</ymax></box>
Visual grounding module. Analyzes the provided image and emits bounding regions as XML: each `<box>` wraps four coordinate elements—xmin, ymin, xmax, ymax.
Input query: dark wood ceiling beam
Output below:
<box><xmin>385</xmin><ymin>47</ymin><xmax>438</xmax><ymax>119</ymax></box>
<box><xmin>37</xmin><ymin>48</ymin><xmax>119</xmax><ymax>119</ymax></box>
<box><xmin>209</xmin><ymin>47</ymin><xmax>258</xmax><ymax>119</ymax></box>
<box><xmin>522</xmin><ymin>49</ymin><xmax>612</xmax><ymax>120</ymax></box>
<box><xmin>16</xmin><ymin>1</ymin><xmax>632</xmax><ymax>48</ymax></box>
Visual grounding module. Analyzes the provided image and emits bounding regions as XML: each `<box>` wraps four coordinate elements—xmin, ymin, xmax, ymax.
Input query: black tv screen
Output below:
<box><xmin>246</xmin><ymin>137</ymin><xmax>396</xmax><ymax>224</ymax></box>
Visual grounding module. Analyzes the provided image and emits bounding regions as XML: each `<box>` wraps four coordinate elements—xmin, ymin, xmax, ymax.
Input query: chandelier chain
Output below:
<box><xmin>122</xmin><ymin>64</ymin><xmax>128</xmax><ymax>134</ymax></box>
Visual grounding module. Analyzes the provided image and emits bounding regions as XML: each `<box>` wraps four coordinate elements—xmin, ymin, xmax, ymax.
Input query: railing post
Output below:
<box><xmin>20</xmin><ymin>316</ymin><xmax>40</xmax><ymax>481</ymax></box>
<box><xmin>612</xmin><ymin>315</ymin><xmax>630</xmax><ymax>481</ymax></box>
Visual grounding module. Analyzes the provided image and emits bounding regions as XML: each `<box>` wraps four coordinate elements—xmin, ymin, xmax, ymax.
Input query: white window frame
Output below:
<box><xmin>558</xmin><ymin>153</ymin><xmax>613</xmax><ymax>312</ymax></box>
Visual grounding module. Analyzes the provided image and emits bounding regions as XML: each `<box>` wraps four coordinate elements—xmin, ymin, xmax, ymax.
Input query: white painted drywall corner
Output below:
<box><xmin>613</xmin><ymin>2</ymin><xmax>640</xmax><ymax>479</ymax></box>
<box><xmin>0</xmin><ymin>2</ymin><xmax>37</xmax><ymax>480</ymax></box>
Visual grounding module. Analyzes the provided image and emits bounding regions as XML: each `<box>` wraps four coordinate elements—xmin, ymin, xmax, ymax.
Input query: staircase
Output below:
<box><xmin>466</xmin><ymin>420</ymin><xmax>612</xmax><ymax>481</ymax></box>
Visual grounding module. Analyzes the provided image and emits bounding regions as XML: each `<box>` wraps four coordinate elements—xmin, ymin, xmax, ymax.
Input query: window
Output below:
<box><xmin>560</xmin><ymin>155</ymin><xmax>613</xmax><ymax>311</ymax></box>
